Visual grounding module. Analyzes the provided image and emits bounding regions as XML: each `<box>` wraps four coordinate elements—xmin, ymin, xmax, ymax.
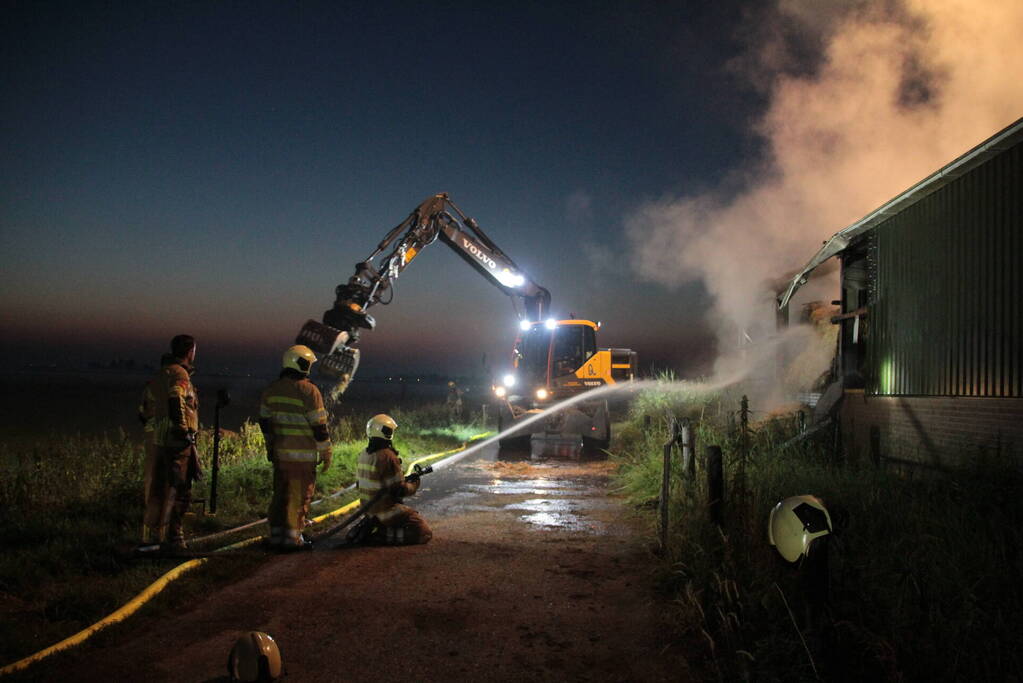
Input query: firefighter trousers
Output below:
<box><xmin>374</xmin><ymin>505</ymin><xmax>432</xmax><ymax>545</ymax></box>
<box><xmin>142</xmin><ymin>439</ymin><xmax>161</xmax><ymax>542</ymax></box>
<box><xmin>147</xmin><ymin>446</ymin><xmax>195</xmax><ymax>544</ymax></box>
<box><xmin>268</xmin><ymin>461</ymin><xmax>316</xmax><ymax>547</ymax></box>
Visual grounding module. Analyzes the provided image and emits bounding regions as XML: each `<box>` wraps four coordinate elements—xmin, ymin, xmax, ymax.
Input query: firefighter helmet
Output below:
<box><xmin>282</xmin><ymin>345</ymin><xmax>317</xmax><ymax>374</ymax></box>
<box><xmin>366</xmin><ymin>414</ymin><xmax>398</xmax><ymax>439</ymax></box>
<box><xmin>227</xmin><ymin>631</ymin><xmax>282</xmax><ymax>682</ymax></box>
<box><xmin>768</xmin><ymin>495</ymin><xmax>833</xmax><ymax>563</ymax></box>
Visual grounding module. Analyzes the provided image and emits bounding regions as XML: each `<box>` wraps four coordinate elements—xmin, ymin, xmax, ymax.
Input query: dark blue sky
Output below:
<box><xmin>2</xmin><ymin>1</ymin><xmax>765</xmax><ymax>375</ymax></box>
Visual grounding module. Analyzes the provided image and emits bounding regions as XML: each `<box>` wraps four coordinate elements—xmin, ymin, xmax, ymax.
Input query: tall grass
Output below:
<box><xmin>612</xmin><ymin>383</ymin><xmax>1023</xmax><ymax>682</ymax></box>
<box><xmin>0</xmin><ymin>404</ymin><xmax>486</xmax><ymax>665</ymax></box>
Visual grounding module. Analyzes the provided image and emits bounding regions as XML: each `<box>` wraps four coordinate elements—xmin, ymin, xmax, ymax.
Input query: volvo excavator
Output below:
<box><xmin>294</xmin><ymin>193</ymin><xmax>637</xmax><ymax>451</ymax></box>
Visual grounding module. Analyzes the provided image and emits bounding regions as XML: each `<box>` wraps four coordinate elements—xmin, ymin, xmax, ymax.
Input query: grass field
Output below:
<box><xmin>611</xmin><ymin>378</ymin><xmax>1023</xmax><ymax>682</ymax></box>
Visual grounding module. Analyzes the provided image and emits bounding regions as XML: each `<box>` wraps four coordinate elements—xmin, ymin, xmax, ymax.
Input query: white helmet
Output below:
<box><xmin>282</xmin><ymin>345</ymin><xmax>317</xmax><ymax>374</ymax></box>
<box><xmin>366</xmin><ymin>414</ymin><xmax>397</xmax><ymax>439</ymax></box>
<box><xmin>768</xmin><ymin>495</ymin><xmax>833</xmax><ymax>563</ymax></box>
<box><xmin>227</xmin><ymin>631</ymin><xmax>282</xmax><ymax>682</ymax></box>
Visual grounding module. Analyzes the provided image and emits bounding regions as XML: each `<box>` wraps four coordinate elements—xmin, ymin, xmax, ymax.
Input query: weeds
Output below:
<box><xmin>611</xmin><ymin>383</ymin><xmax>1023</xmax><ymax>682</ymax></box>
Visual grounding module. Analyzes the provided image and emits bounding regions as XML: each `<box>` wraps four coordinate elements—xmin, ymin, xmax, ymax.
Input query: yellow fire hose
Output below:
<box><xmin>0</xmin><ymin>432</ymin><xmax>491</xmax><ymax>677</ymax></box>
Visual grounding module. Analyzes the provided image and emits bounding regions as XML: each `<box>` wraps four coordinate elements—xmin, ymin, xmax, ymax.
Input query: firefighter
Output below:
<box><xmin>446</xmin><ymin>380</ymin><xmax>463</xmax><ymax>421</ymax></box>
<box><xmin>150</xmin><ymin>335</ymin><xmax>202</xmax><ymax>551</ymax></box>
<box><xmin>259</xmin><ymin>345</ymin><xmax>332</xmax><ymax>550</ymax></box>
<box><xmin>138</xmin><ymin>352</ymin><xmax>174</xmax><ymax>545</ymax></box>
<box><xmin>356</xmin><ymin>414</ymin><xmax>432</xmax><ymax>545</ymax></box>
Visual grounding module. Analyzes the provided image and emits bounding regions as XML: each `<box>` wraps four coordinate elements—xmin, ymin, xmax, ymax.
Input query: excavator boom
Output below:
<box><xmin>296</xmin><ymin>193</ymin><xmax>550</xmax><ymax>396</ymax></box>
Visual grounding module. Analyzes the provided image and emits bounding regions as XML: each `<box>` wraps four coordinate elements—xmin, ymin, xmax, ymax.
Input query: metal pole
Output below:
<box><xmin>707</xmin><ymin>445</ymin><xmax>723</xmax><ymax>526</ymax></box>
<box><xmin>209</xmin><ymin>389</ymin><xmax>230</xmax><ymax>515</ymax></box>
<box><xmin>210</xmin><ymin>403</ymin><xmax>221</xmax><ymax>515</ymax></box>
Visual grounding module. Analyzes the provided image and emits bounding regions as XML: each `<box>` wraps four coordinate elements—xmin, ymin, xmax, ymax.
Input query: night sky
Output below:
<box><xmin>4</xmin><ymin>1</ymin><xmax>1019</xmax><ymax>378</ymax></box>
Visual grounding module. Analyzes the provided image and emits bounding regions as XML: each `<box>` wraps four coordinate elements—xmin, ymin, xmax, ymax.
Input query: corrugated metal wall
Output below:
<box><xmin>865</xmin><ymin>140</ymin><xmax>1022</xmax><ymax>397</ymax></box>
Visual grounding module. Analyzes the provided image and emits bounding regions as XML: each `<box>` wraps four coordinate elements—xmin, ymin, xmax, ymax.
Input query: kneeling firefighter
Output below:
<box><xmin>259</xmin><ymin>345</ymin><xmax>332</xmax><ymax>550</ymax></box>
<box><xmin>356</xmin><ymin>414</ymin><xmax>432</xmax><ymax>545</ymax></box>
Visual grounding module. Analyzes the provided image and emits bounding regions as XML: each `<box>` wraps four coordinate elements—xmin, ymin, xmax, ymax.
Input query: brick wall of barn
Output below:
<box><xmin>840</xmin><ymin>390</ymin><xmax>1023</xmax><ymax>470</ymax></box>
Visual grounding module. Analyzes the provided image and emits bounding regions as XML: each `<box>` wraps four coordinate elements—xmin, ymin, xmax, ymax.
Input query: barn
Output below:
<box><xmin>779</xmin><ymin>117</ymin><xmax>1023</xmax><ymax>470</ymax></box>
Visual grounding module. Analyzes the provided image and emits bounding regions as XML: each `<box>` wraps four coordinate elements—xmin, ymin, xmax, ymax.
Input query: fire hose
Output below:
<box><xmin>0</xmin><ymin>436</ymin><xmax>485</xmax><ymax>677</ymax></box>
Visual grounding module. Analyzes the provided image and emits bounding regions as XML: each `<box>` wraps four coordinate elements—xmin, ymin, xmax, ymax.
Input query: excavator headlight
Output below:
<box><xmin>545</xmin><ymin>318</ymin><xmax>557</xmax><ymax>330</ymax></box>
<box><xmin>536</xmin><ymin>388</ymin><xmax>549</xmax><ymax>400</ymax></box>
<box><xmin>502</xmin><ymin>374</ymin><xmax>516</xmax><ymax>388</ymax></box>
<box><xmin>519</xmin><ymin>319</ymin><xmax>532</xmax><ymax>331</ymax></box>
<box><xmin>494</xmin><ymin>386</ymin><xmax>507</xmax><ymax>398</ymax></box>
<box><xmin>495</xmin><ymin>269</ymin><xmax>526</xmax><ymax>288</ymax></box>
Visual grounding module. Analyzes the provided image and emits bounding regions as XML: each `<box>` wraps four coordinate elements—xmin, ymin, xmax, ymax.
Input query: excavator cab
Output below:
<box><xmin>493</xmin><ymin>319</ymin><xmax>637</xmax><ymax>454</ymax></box>
<box><xmin>497</xmin><ymin>319</ymin><xmax>636</xmax><ymax>405</ymax></box>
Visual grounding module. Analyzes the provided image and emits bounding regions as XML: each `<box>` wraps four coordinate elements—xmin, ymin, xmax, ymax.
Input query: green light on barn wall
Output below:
<box><xmin>880</xmin><ymin>358</ymin><xmax>894</xmax><ymax>394</ymax></box>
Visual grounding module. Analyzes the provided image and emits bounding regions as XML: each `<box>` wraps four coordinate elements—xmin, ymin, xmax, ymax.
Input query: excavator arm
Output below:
<box><xmin>296</xmin><ymin>193</ymin><xmax>550</xmax><ymax>397</ymax></box>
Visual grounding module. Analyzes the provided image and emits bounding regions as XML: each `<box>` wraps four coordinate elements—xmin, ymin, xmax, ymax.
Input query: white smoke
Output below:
<box><xmin>627</xmin><ymin>0</ymin><xmax>1023</xmax><ymax>389</ymax></box>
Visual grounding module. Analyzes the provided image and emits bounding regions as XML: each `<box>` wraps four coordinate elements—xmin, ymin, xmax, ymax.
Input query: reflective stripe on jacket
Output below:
<box><xmin>357</xmin><ymin>446</ymin><xmax>410</xmax><ymax>522</ymax></box>
<box><xmin>260</xmin><ymin>377</ymin><xmax>330</xmax><ymax>463</ymax></box>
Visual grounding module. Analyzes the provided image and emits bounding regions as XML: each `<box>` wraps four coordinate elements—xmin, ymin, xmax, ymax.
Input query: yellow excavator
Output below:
<box><xmin>294</xmin><ymin>193</ymin><xmax>637</xmax><ymax>451</ymax></box>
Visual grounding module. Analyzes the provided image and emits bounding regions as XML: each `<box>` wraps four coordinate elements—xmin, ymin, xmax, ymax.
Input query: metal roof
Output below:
<box><xmin>778</xmin><ymin>116</ymin><xmax>1023</xmax><ymax>308</ymax></box>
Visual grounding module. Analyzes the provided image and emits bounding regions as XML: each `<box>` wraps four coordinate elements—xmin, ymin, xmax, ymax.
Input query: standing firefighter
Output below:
<box><xmin>446</xmin><ymin>380</ymin><xmax>463</xmax><ymax>422</ymax></box>
<box><xmin>259</xmin><ymin>345</ymin><xmax>332</xmax><ymax>550</ymax></box>
<box><xmin>149</xmin><ymin>335</ymin><xmax>202</xmax><ymax>551</ymax></box>
<box><xmin>138</xmin><ymin>352</ymin><xmax>174</xmax><ymax>545</ymax></box>
<box><xmin>356</xmin><ymin>414</ymin><xmax>432</xmax><ymax>545</ymax></box>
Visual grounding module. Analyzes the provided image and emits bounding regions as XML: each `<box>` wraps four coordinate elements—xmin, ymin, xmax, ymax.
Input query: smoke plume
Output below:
<box><xmin>628</xmin><ymin>0</ymin><xmax>1023</xmax><ymax>387</ymax></box>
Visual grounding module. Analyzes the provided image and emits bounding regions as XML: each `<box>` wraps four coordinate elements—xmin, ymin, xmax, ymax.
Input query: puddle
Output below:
<box><xmin>505</xmin><ymin>498</ymin><xmax>580</xmax><ymax>512</ymax></box>
<box><xmin>519</xmin><ymin>511</ymin><xmax>606</xmax><ymax>534</ymax></box>
<box><xmin>465</xmin><ymin>478</ymin><xmax>590</xmax><ymax>496</ymax></box>
<box><xmin>506</xmin><ymin>498</ymin><xmax>608</xmax><ymax>534</ymax></box>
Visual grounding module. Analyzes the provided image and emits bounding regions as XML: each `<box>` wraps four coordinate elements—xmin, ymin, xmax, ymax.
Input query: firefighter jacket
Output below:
<box><xmin>259</xmin><ymin>375</ymin><xmax>331</xmax><ymax>464</ymax></box>
<box><xmin>138</xmin><ymin>355</ymin><xmax>175</xmax><ymax>435</ymax></box>
<box><xmin>152</xmin><ymin>360</ymin><xmax>199</xmax><ymax>449</ymax></box>
<box><xmin>357</xmin><ymin>443</ymin><xmax>418</xmax><ymax>523</ymax></box>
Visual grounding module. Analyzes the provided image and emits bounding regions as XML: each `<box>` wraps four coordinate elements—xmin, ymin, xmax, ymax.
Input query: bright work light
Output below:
<box><xmin>535</xmin><ymin>388</ymin><xmax>549</xmax><ymax>400</ymax></box>
<box><xmin>502</xmin><ymin>374</ymin><xmax>516</xmax><ymax>387</ymax></box>
<box><xmin>494</xmin><ymin>386</ymin><xmax>507</xmax><ymax>398</ymax></box>
<box><xmin>519</xmin><ymin>319</ymin><xmax>532</xmax><ymax>331</ymax></box>
<box><xmin>545</xmin><ymin>318</ymin><xmax>557</xmax><ymax>330</ymax></box>
<box><xmin>495</xmin><ymin>268</ymin><xmax>526</xmax><ymax>288</ymax></box>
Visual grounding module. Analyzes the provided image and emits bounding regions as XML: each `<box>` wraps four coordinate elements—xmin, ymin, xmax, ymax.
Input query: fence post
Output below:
<box><xmin>659</xmin><ymin>417</ymin><xmax>676</xmax><ymax>553</ymax></box>
<box><xmin>681</xmin><ymin>418</ymin><xmax>695</xmax><ymax>480</ymax></box>
<box><xmin>707</xmin><ymin>445</ymin><xmax>723</xmax><ymax>526</ymax></box>
<box><xmin>737</xmin><ymin>395</ymin><xmax>750</xmax><ymax>502</ymax></box>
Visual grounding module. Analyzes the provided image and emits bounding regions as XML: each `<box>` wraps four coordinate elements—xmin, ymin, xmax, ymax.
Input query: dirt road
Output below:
<box><xmin>26</xmin><ymin>444</ymin><xmax>697</xmax><ymax>682</ymax></box>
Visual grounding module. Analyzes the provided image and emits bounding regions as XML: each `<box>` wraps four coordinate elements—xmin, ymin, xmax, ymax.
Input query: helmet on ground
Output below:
<box><xmin>768</xmin><ymin>495</ymin><xmax>833</xmax><ymax>563</ymax></box>
<box><xmin>227</xmin><ymin>631</ymin><xmax>282</xmax><ymax>682</ymax></box>
<box><xmin>367</xmin><ymin>414</ymin><xmax>398</xmax><ymax>439</ymax></box>
<box><xmin>282</xmin><ymin>345</ymin><xmax>317</xmax><ymax>374</ymax></box>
